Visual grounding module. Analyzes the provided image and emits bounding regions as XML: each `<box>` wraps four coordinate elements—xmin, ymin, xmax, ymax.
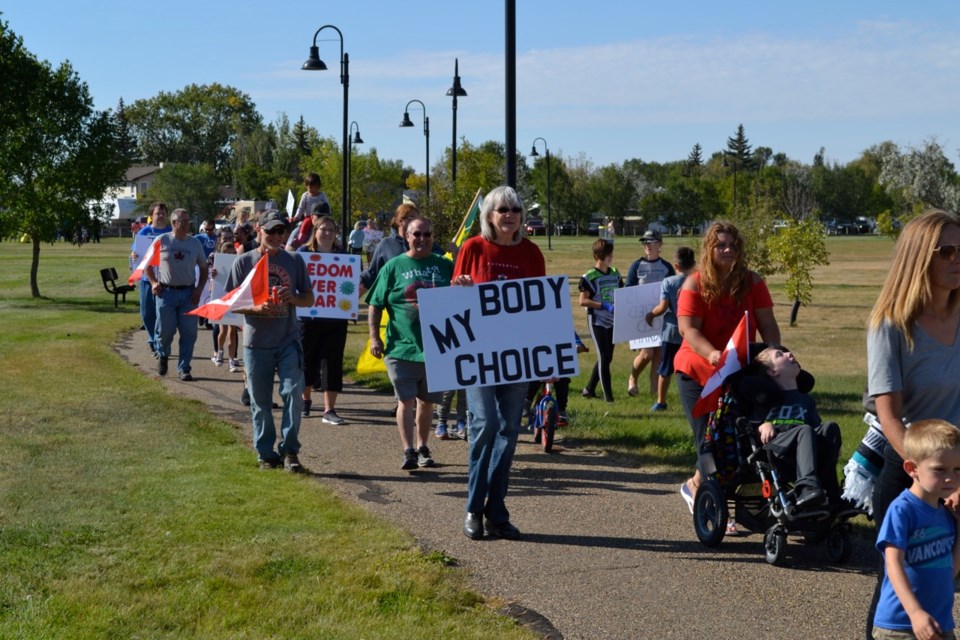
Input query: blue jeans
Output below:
<box><xmin>139</xmin><ymin>280</ymin><xmax>159</xmax><ymax>352</ymax></box>
<box><xmin>244</xmin><ymin>341</ymin><xmax>304</xmax><ymax>464</ymax></box>
<box><xmin>465</xmin><ymin>382</ymin><xmax>527</xmax><ymax>524</ymax></box>
<box><xmin>155</xmin><ymin>287</ymin><xmax>199</xmax><ymax>374</ymax></box>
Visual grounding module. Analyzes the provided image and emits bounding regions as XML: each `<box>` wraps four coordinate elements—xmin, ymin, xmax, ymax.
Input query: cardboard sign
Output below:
<box><xmin>296</xmin><ymin>253</ymin><xmax>361</xmax><ymax>320</ymax></box>
<box><xmin>210</xmin><ymin>253</ymin><xmax>242</xmax><ymax>327</ymax></box>
<box><xmin>417</xmin><ymin>276</ymin><xmax>579</xmax><ymax>392</ymax></box>
<box><xmin>612</xmin><ymin>283</ymin><xmax>663</xmax><ymax>348</ymax></box>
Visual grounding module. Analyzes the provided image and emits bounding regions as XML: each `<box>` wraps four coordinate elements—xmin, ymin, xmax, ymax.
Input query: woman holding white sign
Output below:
<box><xmin>453</xmin><ymin>186</ymin><xmax>546</xmax><ymax>541</ymax></box>
<box><xmin>674</xmin><ymin>221</ymin><xmax>781</xmax><ymax>516</ymax></box>
<box><xmin>366</xmin><ymin>218</ymin><xmax>454</xmax><ymax>472</ymax></box>
<box><xmin>298</xmin><ymin>216</ymin><xmax>349</xmax><ymax>425</ymax></box>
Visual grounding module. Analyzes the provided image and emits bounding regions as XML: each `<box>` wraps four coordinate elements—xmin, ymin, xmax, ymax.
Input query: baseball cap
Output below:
<box><xmin>260</xmin><ymin>210</ymin><xmax>289</xmax><ymax>231</ymax></box>
<box><xmin>640</xmin><ymin>229</ymin><xmax>662</xmax><ymax>243</ymax></box>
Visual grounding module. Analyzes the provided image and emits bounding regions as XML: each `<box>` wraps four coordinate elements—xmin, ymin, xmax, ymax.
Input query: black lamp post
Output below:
<box><xmin>400</xmin><ymin>99</ymin><xmax>430</xmax><ymax>214</ymax></box>
<box><xmin>348</xmin><ymin>121</ymin><xmax>363</xmax><ymax>229</ymax></box>
<box><xmin>530</xmin><ymin>138</ymin><xmax>552</xmax><ymax>250</ymax></box>
<box><xmin>302</xmin><ymin>24</ymin><xmax>350</xmax><ymax>250</ymax></box>
<box><xmin>722</xmin><ymin>156</ymin><xmax>738</xmax><ymax>214</ymax></box>
<box><xmin>446</xmin><ymin>59</ymin><xmax>467</xmax><ymax>209</ymax></box>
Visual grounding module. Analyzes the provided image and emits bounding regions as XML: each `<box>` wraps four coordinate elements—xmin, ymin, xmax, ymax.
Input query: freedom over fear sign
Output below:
<box><xmin>296</xmin><ymin>253</ymin><xmax>361</xmax><ymax>320</ymax></box>
<box><xmin>417</xmin><ymin>275</ymin><xmax>579</xmax><ymax>392</ymax></box>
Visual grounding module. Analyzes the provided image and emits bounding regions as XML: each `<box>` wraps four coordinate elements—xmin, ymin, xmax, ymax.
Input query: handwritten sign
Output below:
<box><xmin>417</xmin><ymin>276</ymin><xmax>578</xmax><ymax>392</ymax></box>
<box><xmin>296</xmin><ymin>253</ymin><xmax>361</xmax><ymax>320</ymax></box>
<box><xmin>612</xmin><ymin>283</ymin><xmax>663</xmax><ymax>348</ymax></box>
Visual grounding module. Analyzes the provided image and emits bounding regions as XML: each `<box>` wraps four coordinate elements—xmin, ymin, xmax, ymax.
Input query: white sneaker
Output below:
<box><xmin>228</xmin><ymin>358</ymin><xmax>240</xmax><ymax>373</ymax></box>
<box><xmin>211</xmin><ymin>351</ymin><xmax>224</xmax><ymax>366</ymax></box>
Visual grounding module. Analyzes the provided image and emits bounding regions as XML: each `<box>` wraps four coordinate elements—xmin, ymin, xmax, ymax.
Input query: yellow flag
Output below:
<box><xmin>444</xmin><ymin>188</ymin><xmax>483</xmax><ymax>260</ymax></box>
<box><xmin>355</xmin><ymin>309</ymin><xmax>389</xmax><ymax>375</ymax></box>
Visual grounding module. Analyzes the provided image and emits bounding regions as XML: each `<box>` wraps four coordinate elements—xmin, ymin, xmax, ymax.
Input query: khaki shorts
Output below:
<box><xmin>873</xmin><ymin>627</ymin><xmax>955</xmax><ymax>640</ymax></box>
<box><xmin>385</xmin><ymin>357</ymin><xmax>443</xmax><ymax>404</ymax></box>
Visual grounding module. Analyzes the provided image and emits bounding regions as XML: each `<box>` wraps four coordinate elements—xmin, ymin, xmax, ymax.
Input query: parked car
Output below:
<box><xmin>525</xmin><ymin>219</ymin><xmax>546</xmax><ymax>235</ymax></box>
<box><xmin>555</xmin><ymin>220</ymin><xmax>578</xmax><ymax>235</ymax></box>
<box><xmin>826</xmin><ymin>220</ymin><xmax>860</xmax><ymax>235</ymax></box>
<box><xmin>586</xmin><ymin>222</ymin><xmax>601</xmax><ymax>235</ymax></box>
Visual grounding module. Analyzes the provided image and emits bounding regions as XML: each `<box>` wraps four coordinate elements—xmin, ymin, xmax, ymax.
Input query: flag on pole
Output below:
<box><xmin>692</xmin><ymin>311</ymin><xmax>750</xmax><ymax>417</ymax></box>
<box><xmin>188</xmin><ymin>254</ymin><xmax>271</xmax><ymax>321</ymax></box>
<box><xmin>445</xmin><ymin>188</ymin><xmax>484</xmax><ymax>260</ymax></box>
<box><xmin>128</xmin><ymin>237</ymin><xmax>162</xmax><ymax>284</ymax></box>
<box><xmin>285</xmin><ymin>189</ymin><xmax>295</xmax><ymax>217</ymax></box>
<box><xmin>355</xmin><ymin>310</ymin><xmax>389</xmax><ymax>375</ymax></box>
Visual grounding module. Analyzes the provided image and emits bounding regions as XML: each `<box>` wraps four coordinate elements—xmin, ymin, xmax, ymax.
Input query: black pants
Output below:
<box><xmin>585</xmin><ymin>323</ymin><xmax>615</xmax><ymax>402</ymax></box>
<box><xmin>300</xmin><ymin>319</ymin><xmax>348</xmax><ymax>393</ymax></box>
<box><xmin>765</xmin><ymin>422</ymin><xmax>842</xmax><ymax>496</ymax></box>
<box><xmin>865</xmin><ymin>443</ymin><xmax>911</xmax><ymax>639</ymax></box>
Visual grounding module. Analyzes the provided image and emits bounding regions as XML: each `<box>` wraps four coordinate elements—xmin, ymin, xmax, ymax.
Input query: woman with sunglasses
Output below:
<box><xmin>366</xmin><ymin>218</ymin><xmax>453</xmax><ymax>472</ymax></box>
<box><xmin>453</xmin><ymin>186</ymin><xmax>546</xmax><ymax>541</ymax></box>
<box><xmin>864</xmin><ymin>209</ymin><xmax>960</xmax><ymax>638</ymax></box>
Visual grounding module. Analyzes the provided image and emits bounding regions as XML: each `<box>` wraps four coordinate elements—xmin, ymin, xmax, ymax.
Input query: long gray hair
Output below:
<box><xmin>479</xmin><ymin>185</ymin><xmax>526</xmax><ymax>244</ymax></box>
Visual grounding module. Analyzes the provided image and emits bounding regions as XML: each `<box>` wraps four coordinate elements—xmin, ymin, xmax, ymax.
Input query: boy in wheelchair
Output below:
<box><xmin>752</xmin><ymin>345</ymin><xmax>843</xmax><ymax>510</ymax></box>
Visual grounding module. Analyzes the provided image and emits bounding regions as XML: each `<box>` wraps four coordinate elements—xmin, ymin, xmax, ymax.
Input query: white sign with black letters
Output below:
<box><xmin>417</xmin><ymin>276</ymin><xmax>579</xmax><ymax>392</ymax></box>
<box><xmin>613</xmin><ymin>283</ymin><xmax>663</xmax><ymax>348</ymax></box>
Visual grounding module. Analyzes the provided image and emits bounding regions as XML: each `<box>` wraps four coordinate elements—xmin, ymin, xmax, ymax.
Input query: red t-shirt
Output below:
<box><xmin>673</xmin><ymin>272</ymin><xmax>774</xmax><ymax>385</ymax></box>
<box><xmin>453</xmin><ymin>236</ymin><xmax>546</xmax><ymax>282</ymax></box>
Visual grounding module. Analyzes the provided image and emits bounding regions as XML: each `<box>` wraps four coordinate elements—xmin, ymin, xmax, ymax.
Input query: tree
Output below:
<box><xmin>0</xmin><ymin>19</ymin><xmax>126</xmax><ymax>297</ymax></box>
<box><xmin>766</xmin><ymin>218</ymin><xmax>830</xmax><ymax>326</ymax></box>
<box><xmin>147</xmin><ymin>164</ymin><xmax>221</xmax><ymax>224</ymax></box>
<box><xmin>878</xmin><ymin>140</ymin><xmax>960</xmax><ymax>225</ymax></box>
<box><xmin>725</xmin><ymin>124</ymin><xmax>753</xmax><ymax>170</ymax></box>
<box><xmin>591</xmin><ymin>163</ymin><xmax>637</xmax><ymax>231</ymax></box>
<box><xmin>125</xmin><ymin>83</ymin><xmax>262</xmax><ymax>179</ymax></box>
<box><xmin>686</xmin><ymin>143</ymin><xmax>703</xmax><ymax>176</ymax></box>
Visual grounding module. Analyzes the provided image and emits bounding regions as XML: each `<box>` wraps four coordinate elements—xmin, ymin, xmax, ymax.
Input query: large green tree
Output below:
<box><xmin>146</xmin><ymin>164</ymin><xmax>221</xmax><ymax>225</ymax></box>
<box><xmin>125</xmin><ymin>83</ymin><xmax>261</xmax><ymax>179</ymax></box>
<box><xmin>0</xmin><ymin>19</ymin><xmax>126</xmax><ymax>297</ymax></box>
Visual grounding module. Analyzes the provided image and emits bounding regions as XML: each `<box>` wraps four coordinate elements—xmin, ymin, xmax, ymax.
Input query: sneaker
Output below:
<box><xmin>435</xmin><ymin>422</ymin><xmax>449</xmax><ymax>439</ymax></box>
<box><xmin>211</xmin><ymin>351</ymin><xmax>224</xmax><ymax>366</ymax></box>
<box><xmin>322</xmin><ymin>411</ymin><xmax>346</xmax><ymax>425</ymax></box>
<box><xmin>726</xmin><ymin>519</ymin><xmax>739</xmax><ymax>535</ymax></box>
<box><xmin>179</xmin><ymin>371</ymin><xmax>193</xmax><ymax>381</ymax></box>
<box><xmin>228</xmin><ymin>358</ymin><xmax>241</xmax><ymax>373</ymax></box>
<box><xmin>301</xmin><ymin>399</ymin><xmax>312</xmax><ymax>418</ymax></box>
<box><xmin>454</xmin><ymin>420</ymin><xmax>467</xmax><ymax>439</ymax></box>
<box><xmin>417</xmin><ymin>445</ymin><xmax>436</xmax><ymax>468</ymax></box>
<box><xmin>651</xmin><ymin>402</ymin><xmax>668</xmax><ymax>412</ymax></box>
<box><xmin>680</xmin><ymin>482</ymin><xmax>695</xmax><ymax>514</ymax></box>
<box><xmin>627</xmin><ymin>384</ymin><xmax>639</xmax><ymax>397</ymax></box>
<box><xmin>258</xmin><ymin>458</ymin><xmax>281</xmax><ymax>470</ymax></box>
<box><xmin>283</xmin><ymin>452</ymin><xmax>305</xmax><ymax>474</ymax></box>
<box><xmin>557</xmin><ymin>412</ymin><xmax>569</xmax><ymax>427</ymax></box>
<box><xmin>401</xmin><ymin>448</ymin><xmax>418</xmax><ymax>471</ymax></box>
<box><xmin>158</xmin><ymin>357</ymin><xmax>168</xmax><ymax>376</ymax></box>
<box><xmin>581</xmin><ymin>388</ymin><xmax>597</xmax><ymax>399</ymax></box>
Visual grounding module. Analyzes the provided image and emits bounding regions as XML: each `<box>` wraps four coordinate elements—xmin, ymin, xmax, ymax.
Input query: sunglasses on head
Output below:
<box><xmin>933</xmin><ymin>245</ymin><xmax>960</xmax><ymax>261</ymax></box>
<box><xmin>495</xmin><ymin>206</ymin><xmax>523</xmax><ymax>214</ymax></box>
<box><xmin>409</xmin><ymin>231</ymin><xmax>433</xmax><ymax>238</ymax></box>
<box><xmin>264</xmin><ymin>228</ymin><xmax>285</xmax><ymax>236</ymax></box>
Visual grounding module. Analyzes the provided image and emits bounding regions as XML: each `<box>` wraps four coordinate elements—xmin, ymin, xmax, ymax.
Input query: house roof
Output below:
<box><xmin>123</xmin><ymin>165</ymin><xmax>161</xmax><ymax>182</ymax></box>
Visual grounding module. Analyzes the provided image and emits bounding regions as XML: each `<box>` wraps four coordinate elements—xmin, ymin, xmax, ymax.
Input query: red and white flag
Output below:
<box><xmin>188</xmin><ymin>254</ymin><xmax>270</xmax><ymax>321</ymax></box>
<box><xmin>692</xmin><ymin>311</ymin><xmax>750</xmax><ymax>417</ymax></box>
<box><xmin>128</xmin><ymin>237</ymin><xmax>162</xmax><ymax>284</ymax></box>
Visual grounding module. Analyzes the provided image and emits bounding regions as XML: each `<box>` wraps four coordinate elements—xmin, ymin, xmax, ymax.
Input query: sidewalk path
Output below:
<box><xmin>119</xmin><ymin>330</ymin><xmax>890</xmax><ymax>639</ymax></box>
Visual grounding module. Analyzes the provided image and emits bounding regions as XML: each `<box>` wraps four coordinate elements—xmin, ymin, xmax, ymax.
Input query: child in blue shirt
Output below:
<box><xmin>645</xmin><ymin>246</ymin><xmax>695</xmax><ymax>412</ymax></box>
<box><xmin>874</xmin><ymin>419</ymin><xmax>960</xmax><ymax>640</ymax></box>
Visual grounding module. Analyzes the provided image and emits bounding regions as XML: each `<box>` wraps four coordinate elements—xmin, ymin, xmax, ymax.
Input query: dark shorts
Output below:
<box><xmin>657</xmin><ymin>341</ymin><xmax>681</xmax><ymax>377</ymax></box>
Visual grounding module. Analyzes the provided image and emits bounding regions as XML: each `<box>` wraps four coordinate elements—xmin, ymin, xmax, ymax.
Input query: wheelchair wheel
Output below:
<box><xmin>693</xmin><ymin>479</ymin><xmax>727</xmax><ymax>547</ymax></box>
<box><xmin>764</xmin><ymin>526</ymin><xmax>787</xmax><ymax>566</ymax></box>
<box><xmin>826</xmin><ymin>524</ymin><xmax>852</xmax><ymax>564</ymax></box>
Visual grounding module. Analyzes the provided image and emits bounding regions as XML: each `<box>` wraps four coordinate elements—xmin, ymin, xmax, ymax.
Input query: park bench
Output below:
<box><xmin>100</xmin><ymin>267</ymin><xmax>136</xmax><ymax>307</ymax></box>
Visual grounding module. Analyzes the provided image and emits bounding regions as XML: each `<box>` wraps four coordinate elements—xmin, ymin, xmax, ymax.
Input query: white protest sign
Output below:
<box><xmin>296</xmin><ymin>253</ymin><xmax>361</xmax><ymax>320</ymax></box>
<box><xmin>417</xmin><ymin>275</ymin><xmax>579</xmax><ymax>393</ymax></box>
<box><xmin>130</xmin><ymin>235</ymin><xmax>154</xmax><ymax>274</ymax></box>
<box><xmin>613</xmin><ymin>283</ymin><xmax>663</xmax><ymax>348</ymax></box>
<box><xmin>210</xmin><ymin>253</ymin><xmax>242</xmax><ymax>327</ymax></box>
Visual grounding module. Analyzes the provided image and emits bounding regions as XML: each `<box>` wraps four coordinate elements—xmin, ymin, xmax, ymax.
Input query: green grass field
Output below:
<box><xmin>0</xmin><ymin>233</ymin><xmax>893</xmax><ymax>637</ymax></box>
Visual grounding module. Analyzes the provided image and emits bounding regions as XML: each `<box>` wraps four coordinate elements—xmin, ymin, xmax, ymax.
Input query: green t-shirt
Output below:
<box><xmin>365</xmin><ymin>253</ymin><xmax>453</xmax><ymax>362</ymax></box>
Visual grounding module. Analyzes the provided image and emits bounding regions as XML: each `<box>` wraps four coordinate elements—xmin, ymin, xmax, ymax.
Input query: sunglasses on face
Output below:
<box><xmin>495</xmin><ymin>206</ymin><xmax>523</xmax><ymax>214</ymax></box>
<box><xmin>409</xmin><ymin>231</ymin><xmax>433</xmax><ymax>238</ymax></box>
<box><xmin>933</xmin><ymin>245</ymin><xmax>960</xmax><ymax>261</ymax></box>
<box><xmin>264</xmin><ymin>228</ymin><xmax>285</xmax><ymax>236</ymax></box>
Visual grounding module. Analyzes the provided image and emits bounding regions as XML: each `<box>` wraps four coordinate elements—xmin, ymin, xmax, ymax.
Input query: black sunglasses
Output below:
<box><xmin>933</xmin><ymin>245</ymin><xmax>960</xmax><ymax>261</ymax></box>
<box><xmin>409</xmin><ymin>231</ymin><xmax>433</xmax><ymax>238</ymax></box>
<box><xmin>264</xmin><ymin>228</ymin><xmax>285</xmax><ymax>236</ymax></box>
<box><xmin>495</xmin><ymin>206</ymin><xmax>523</xmax><ymax>214</ymax></box>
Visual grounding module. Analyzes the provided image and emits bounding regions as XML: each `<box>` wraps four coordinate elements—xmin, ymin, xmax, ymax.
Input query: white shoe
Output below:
<box><xmin>211</xmin><ymin>351</ymin><xmax>224</xmax><ymax>366</ymax></box>
<box><xmin>228</xmin><ymin>358</ymin><xmax>240</xmax><ymax>373</ymax></box>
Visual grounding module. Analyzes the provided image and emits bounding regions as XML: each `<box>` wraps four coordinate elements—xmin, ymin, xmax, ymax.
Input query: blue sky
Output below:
<box><xmin>6</xmin><ymin>1</ymin><xmax>960</xmax><ymax>173</ymax></box>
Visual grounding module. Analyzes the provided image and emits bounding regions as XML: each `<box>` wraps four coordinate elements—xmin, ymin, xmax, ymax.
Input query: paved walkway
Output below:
<box><xmin>118</xmin><ymin>330</ymin><xmax>889</xmax><ymax>640</ymax></box>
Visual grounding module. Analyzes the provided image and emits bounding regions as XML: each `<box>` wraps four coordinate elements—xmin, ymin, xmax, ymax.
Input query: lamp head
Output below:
<box><xmin>530</xmin><ymin>146</ymin><xmax>540</xmax><ymax>157</ymax></box>
<box><xmin>399</xmin><ymin>112</ymin><xmax>414</xmax><ymax>128</ymax></box>
<box><xmin>447</xmin><ymin>83</ymin><xmax>467</xmax><ymax>98</ymax></box>
<box><xmin>353</xmin><ymin>130</ymin><xmax>364</xmax><ymax>144</ymax></box>
<box><xmin>302</xmin><ymin>46</ymin><xmax>328</xmax><ymax>71</ymax></box>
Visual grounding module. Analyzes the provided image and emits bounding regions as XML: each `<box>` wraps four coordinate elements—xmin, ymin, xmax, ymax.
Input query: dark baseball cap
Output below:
<box><xmin>640</xmin><ymin>229</ymin><xmax>662</xmax><ymax>243</ymax></box>
<box><xmin>260</xmin><ymin>210</ymin><xmax>289</xmax><ymax>231</ymax></box>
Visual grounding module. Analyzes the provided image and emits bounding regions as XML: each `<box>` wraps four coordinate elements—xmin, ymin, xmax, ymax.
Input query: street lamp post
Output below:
<box><xmin>348</xmin><ymin>121</ymin><xmax>363</xmax><ymax>230</ymax></box>
<box><xmin>302</xmin><ymin>24</ymin><xmax>350</xmax><ymax>250</ymax></box>
<box><xmin>530</xmin><ymin>138</ymin><xmax>552</xmax><ymax>250</ymax></box>
<box><xmin>400</xmin><ymin>99</ymin><xmax>430</xmax><ymax>214</ymax></box>
<box><xmin>446</xmin><ymin>59</ymin><xmax>467</xmax><ymax>210</ymax></box>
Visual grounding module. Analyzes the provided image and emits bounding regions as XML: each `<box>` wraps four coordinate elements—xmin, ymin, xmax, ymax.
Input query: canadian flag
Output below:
<box><xmin>692</xmin><ymin>311</ymin><xmax>750</xmax><ymax>417</ymax></box>
<box><xmin>188</xmin><ymin>253</ymin><xmax>271</xmax><ymax>321</ymax></box>
<box><xmin>128</xmin><ymin>237</ymin><xmax>162</xmax><ymax>284</ymax></box>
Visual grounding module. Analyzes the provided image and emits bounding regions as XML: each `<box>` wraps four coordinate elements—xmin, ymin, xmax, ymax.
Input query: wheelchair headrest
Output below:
<box><xmin>725</xmin><ymin>343</ymin><xmax>815</xmax><ymax>416</ymax></box>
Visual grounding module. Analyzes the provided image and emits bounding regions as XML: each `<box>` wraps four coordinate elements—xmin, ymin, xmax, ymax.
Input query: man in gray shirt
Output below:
<box><xmin>227</xmin><ymin>210</ymin><xmax>314</xmax><ymax>472</ymax></box>
<box><xmin>146</xmin><ymin>208</ymin><xmax>208</xmax><ymax>381</ymax></box>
